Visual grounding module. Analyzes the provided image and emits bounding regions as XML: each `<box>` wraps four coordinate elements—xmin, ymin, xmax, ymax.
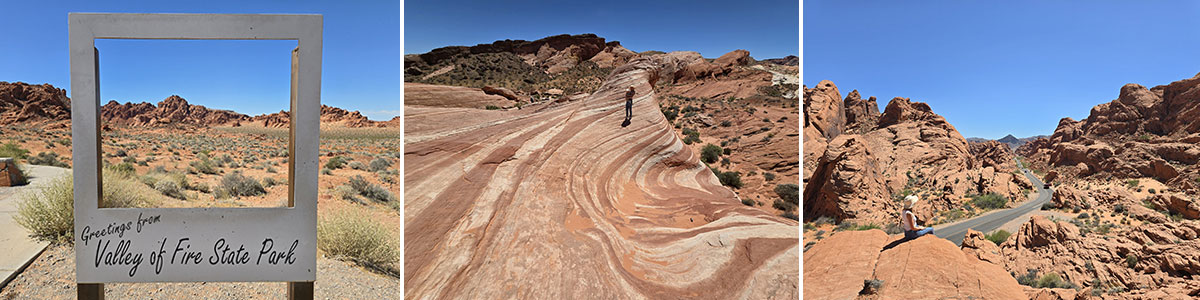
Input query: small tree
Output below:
<box><xmin>700</xmin><ymin>144</ymin><xmax>722</xmax><ymax>164</ymax></box>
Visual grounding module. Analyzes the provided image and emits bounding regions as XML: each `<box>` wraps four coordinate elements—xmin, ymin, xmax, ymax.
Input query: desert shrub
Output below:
<box><xmin>763</xmin><ymin>172</ymin><xmax>776</xmax><ymax>181</ymax></box>
<box><xmin>775</xmin><ymin>183</ymin><xmax>799</xmax><ymax>206</ymax></box>
<box><xmin>1077</xmin><ymin>213</ymin><xmax>1090</xmax><ymax>219</ymax></box>
<box><xmin>325</xmin><ymin>156</ymin><xmax>348</xmax><ymax>170</ymax></box>
<box><xmin>154</xmin><ymin>180</ymin><xmax>185</xmax><ymax>199</ymax></box>
<box><xmin>1042</xmin><ymin>202</ymin><xmax>1056</xmax><ymax>210</ymax></box>
<box><xmin>719</xmin><ymin>120</ymin><xmax>732</xmax><ymax>127</ymax></box>
<box><xmin>262</xmin><ymin>177</ymin><xmax>280</xmax><ymax>188</ymax></box>
<box><xmin>1113</xmin><ymin>204</ymin><xmax>1126</xmax><ymax>213</ymax></box>
<box><xmin>333</xmin><ymin>185</ymin><xmax>361</xmax><ymax>203</ymax></box>
<box><xmin>715</xmin><ymin>170</ymin><xmax>743</xmax><ymax>189</ymax></box>
<box><xmin>114</xmin><ymin>149</ymin><xmax>128</xmax><ymax>157</ymax></box>
<box><xmin>1125</xmin><ymin>254</ymin><xmax>1138</xmax><ymax>268</ymax></box>
<box><xmin>317</xmin><ymin>207</ymin><xmax>399</xmax><ymax>267</ymax></box>
<box><xmin>14</xmin><ymin>175</ymin><xmax>73</xmax><ymax>242</ymax></box>
<box><xmin>1035</xmin><ymin>273</ymin><xmax>1073</xmax><ymax>289</ymax></box>
<box><xmin>321</xmin><ymin>168</ymin><xmax>333</xmax><ymax>175</ymax></box>
<box><xmin>661</xmin><ymin>106</ymin><xmax>679</xmax><ymax>122</ymax></box>
<box><xmin>814</xmin><ymin>216</ymin><xmax>835</xmax><ymax>226</ymax></box>
<box><xmin>219</xmin><ymin>172</ymin><xmax>266</xmax><ymax>197</ymax></box>
<box><xmin>28</xmin><ymin>152</ymin><xmax>68</xmax><ymax>167</ymax></box>
<box><xmin>1126</xmin><ymin>179</ymin><xmax>1139</xmax><ymax>187</ymax></box>
<box><xmin>266</xmin><ymin>166</ymin><xmax>277</xmax><ymax>173</ymax></box>
<box><xmin>741</xmin><ymin>198</ymin><xmax>755</xmax><ymax>206</ymax></box>
<box><xmin>773</xmin><ymin>199</ymin><xmax>795</xmax><ymax>212</ymax></box>
<box><xmin>781</xmin><ymin>212</ymin><xmax>798</xmax><ymax>221</ymax></box>
<box><xmin>485</xmin><ymin>105</ymin><xmax>500</xmax><ymax>110</ymax></box>
<box><xmin>985</xmin><ymin>230</ymin><xmax>1011</xmax><ymax>246</ymax></box>
<box><xmin>110</xmin><ymin>162</ymin><xmax>136</xmax><ymax>178</ymax></box>
<box><xmin>17</xmin><ymin>169</ymin><xmax>152</xmax><ymax>242</ymax></box>
<box><xmin>348</xmin><ymin>175</ymin><xmax>396</xmax><ymax>203</ymax></box>
<box><xmin>1015</xmin><ymin>269</ymin><xmax>1038</xmax><ymax>286</ymax></box>
<box><xmin>700</xmin><ymin>144</ymin><xmax>722</xmax><ymax>163</ymax></box>
<box><xmin>368</xmin><ymin>158</ymin><xmax>392</xmax><ymax>172</ymax></box>
<box><xmin>1148</xmin><ymin>188</ymin><xmax>1156</xmax><ymax>194</ymax></box>
<box><xmin>681</xmin><ymin>128</ymin><xmax>701</xmax><ymax>144</ymax></box>
<box><xmin>862</xmin><ymin>279</ymin><xmax>884</xmax><ymax>295</ymax></box>
<box><xmin>348</xmin><ymin>161</ymin><xmax>367</xmax><ymax>170</ymax></box>
<box><xmin>971</xmin><ymin>193</ymin><xmax>1007</xmax><ymax>210</ymax></box>
<box><xmin>190</xmin><ymin>154</ymin><xmax>219</xmax><ymax>175</ymax></box>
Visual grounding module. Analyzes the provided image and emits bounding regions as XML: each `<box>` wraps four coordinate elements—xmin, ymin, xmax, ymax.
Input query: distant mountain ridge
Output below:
<box><xmin>966</xmin><ymin>134</ymin><xmax>1048</xmax><ymax>150</ymax></box>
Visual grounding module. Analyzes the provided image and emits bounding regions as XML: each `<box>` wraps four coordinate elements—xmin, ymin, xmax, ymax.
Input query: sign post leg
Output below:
<box><xmin>288</xmin><ymin>282</ymin><xmax>313</xmax><ymax>299</ymax></box>
<box><xmin>78</xmin><ymin>283</ymin><xmax>104</xmax><ymax>300</ymax></box>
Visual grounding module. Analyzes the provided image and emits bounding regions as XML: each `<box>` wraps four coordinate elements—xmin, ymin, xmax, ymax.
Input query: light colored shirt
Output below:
<box><xmin>902</xmin><ymin>210</ymin><xmax>918</xmax><ymax>231</ymax></box>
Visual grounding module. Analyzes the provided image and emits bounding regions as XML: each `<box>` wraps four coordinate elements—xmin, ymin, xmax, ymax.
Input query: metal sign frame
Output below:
<box><xmin>69</xmin><ymin>13</ymin><xmax>321</xmax><ymax>298</ymax></box>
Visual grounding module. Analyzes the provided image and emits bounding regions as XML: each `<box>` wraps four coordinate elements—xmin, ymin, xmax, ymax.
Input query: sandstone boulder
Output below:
<box><xmin>872</xmin><ymin>235</ymin><xmax>1027</xmax><ymax>299</ymax></box>
<box><xmin>802</xmin><ymin>230</ymin><xmax>889</xmax><ymax>300</ymax></box>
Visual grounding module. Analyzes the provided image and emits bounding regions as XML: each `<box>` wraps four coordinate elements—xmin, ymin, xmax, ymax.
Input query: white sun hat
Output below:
<box><xmin>904</xmin><ymin>195</ymin><xmax>919</xmax><ymax>208</ymax></box>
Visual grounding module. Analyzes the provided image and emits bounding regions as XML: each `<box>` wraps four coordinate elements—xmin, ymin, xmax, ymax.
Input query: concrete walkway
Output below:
<box><xmin>0</xmin><ymin>165</ymin><xmax>69</xmax><ymax>290</ymax></box>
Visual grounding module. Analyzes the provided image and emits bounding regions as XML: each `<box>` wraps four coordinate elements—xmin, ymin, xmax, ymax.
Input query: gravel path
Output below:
<box><xmin>0</xmin><ymin>244</ymin><xmax>400</xmax><ymax>299</ymax></box>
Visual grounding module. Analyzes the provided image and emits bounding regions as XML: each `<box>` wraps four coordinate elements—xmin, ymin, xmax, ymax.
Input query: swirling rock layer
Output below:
<box><xmin>404</xmin><ymin>58</ymin><xmax>799</xmax><ymax>299</ymax></box>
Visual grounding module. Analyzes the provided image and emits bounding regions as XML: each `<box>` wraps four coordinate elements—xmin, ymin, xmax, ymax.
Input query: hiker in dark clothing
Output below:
<box><xmin>624</xmin><ymin>86</ymin><xmax>635</xmax><ymax>122</ymax></box>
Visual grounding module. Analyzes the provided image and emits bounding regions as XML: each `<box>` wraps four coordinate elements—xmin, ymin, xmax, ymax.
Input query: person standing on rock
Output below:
<box><xmin>624</xmin><ymin>86</ymin><xmax>635</xmax><ymax>123</ymax></box>
<box><xmin>902</xmin><ymin>195</ymin><xmax>934</xmax><ymax>240</ymax></box>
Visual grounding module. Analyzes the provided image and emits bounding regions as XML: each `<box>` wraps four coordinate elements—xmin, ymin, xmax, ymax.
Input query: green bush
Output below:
<box><xmin>741</xmin><ymin>198</ymin><xmax>755</xmax><ymax>206</ymax></box>
<box><xmin>348</xmin><ymin>161</ymin><xmax>367</xmax><ymax>170</ymax></box>
<box><xmin>971</xmin><ymin>193</ymin><xmax>1007</xmax><ymax>210</ymax></box>
<box><xmin>774</xmin><ymin>184</ymin><xmax>799</xmax><ymax>207</ymax></box>
<box><xmin>348</xmin><ymin>175</ymin><xmax>396</xmax><ymax>203</ymax></box>
<box><xmin>1035</xmin><ymin>273</ymin><xmax>1074</xmax><ymax>289</ymax></box>
<box><xmin>1126</xmin><ymin>254</ymin><xmax>1138</xmax><ymax>268</ymax></box>
<box><xmin>14</xmin><ymin>175</ymin><xmax>73</xmax><ymax>242</ymax></box>
<box><xmin>154</xmin><ymin>180</ymin><xmax>185</xmax><ymax>199</ymax></box>
<box><xmin>16</xmin><ymin>169</ymin><xmax>152</xmax><ymax>242</ymax></box>
<box><xmin>0</xmin><ymin>142</ymin><xmax>30</xmax><ymax>160</ymax></box>
<box><xmin>681</xmin><ymin>128</ymin><xmax>702</xmax><ymax>145</ymax></box>
<box><xmin>763</xmin><ymin>172</ymin><xmax>776</xmax><ymax>181</ymax></box>
<box><xmin>28</xmin><ymin>152</ymin><xmax>68</xmax><ymax>167</ymax></box>
<box><xmin>325</xmin><ymin>156</ymin><xmax>348</xmax><ymax>170</ymax></box>
<box><xmin>716</xmin><ymin>170</ymin><xmax>743</xmax><ymax>189</ymax></box>
<box><xmin>190</xmin><ymin>154</ymin><xmax>219</xmax><ymax>175</ymax></box>
<box><xmin>317</xmin><ymin>207</ymin><xmax>399</xmax><ymax>267</ymax></box>
<box><xmin>700</xmin><ymin>144</ymin><xmax>722</xmax><ymax>163</ymax></box>
<box><xmin>485</xmin><ymin>105</ymin><xmax>501</xmax><ymax>110</ymax></box>
<box><xmin>368</xmin><ymin>158</ymin><xmax>392</xmax><ymax>172</ymax></box>
<box><xmin>985</xmin><ymin>230</ymin><xmax>1011</xmax><ymax>246</ymax></box>
<box><xmin>220</xmin><ymin>172</ymin><xmax>266</xmax><ymax>198</ymax></box>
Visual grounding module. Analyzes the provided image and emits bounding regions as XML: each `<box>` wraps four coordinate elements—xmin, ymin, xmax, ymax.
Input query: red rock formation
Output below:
<box><xmin>805</xmin><ymin>230</ymin><xmax>1027</xmax><ymax>299</ymax></box>
<box><xmin>404</xmin><ymin>82</ymin><xmax>514</xmax><ymax>109</ymax></box>
<box><xmin>803</xmin><ymin>82</ymin><xmax>1031</xmax><ymax>225</ymax></box>
<box><xmin>0</xmin><ymin>82</ymin><xmax>71</xmax><ymax>125</ymax></box>
<box><xmin>1021</xmin><ymin>72</ymin><xmax>1200</xmax><ymax>191</ymax></box>
<box><xmin>841</xmin><ymin>90</ymin><xmax>878</xmax><ymax>134</ymax></box>
<box><xmin>404</xmin><ymin>57</ymin><xmax>796</xmax><ymax>298</ymax></box>
<box><xmin>407</xmin><ymin>33</ymin><xmax>611</xmax><ymax>74</ymax></box>
<box><xmin>101</xmin><ymin>95</ymin><xmax>250</xmax><ymax>127</ymax></box>
<box><xmin>997</xmin><ymin>215</ymin><xmax>1200</xmax><ymax>297</ymax></box>
<box><xmin>248</xmin><ymin>105</ymin><xmax>385</xmax><ymax>128</ymax></box>
<box><xmin>481</xmin><ymin>85</ymin><xmax>519</xmax><ymax>101</ymax></box>
<box><xmin>971</xmin><ymin>140</ymin><xmax>1020</xmax><ymax>173</ymax></box>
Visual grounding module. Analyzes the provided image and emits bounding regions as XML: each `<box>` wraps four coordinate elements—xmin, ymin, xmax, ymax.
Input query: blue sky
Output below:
<box><xmin>404</xmin><ymin>0</ymin><xmax>800</xmax><ymax>60</ymax></box>
<box><xmin>0</xmin><ymin>0</ymin><xmax>400</xmax><ymax>120</ymax></box>
<box><xmin>804</xmin><ymin>1</ymin><xmax>1200</xmax><ymax>139</ymax></box>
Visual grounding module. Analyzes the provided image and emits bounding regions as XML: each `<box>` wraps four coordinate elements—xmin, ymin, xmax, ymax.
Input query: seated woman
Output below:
<box><xmin>902</xmin><ymin>195</ymin><xmax>934</xmax><ymax>240</ymax></box>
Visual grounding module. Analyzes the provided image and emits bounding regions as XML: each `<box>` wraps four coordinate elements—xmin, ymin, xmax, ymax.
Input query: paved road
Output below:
<box><xmin>0</xmin><ymin>165</ymin><xmax>68</xmax><ymax>290</ymax></box>
<box><xmin>933</xmin><ymin>159</ymin><xmax>1050</xmax><ymax>246</ymax></box>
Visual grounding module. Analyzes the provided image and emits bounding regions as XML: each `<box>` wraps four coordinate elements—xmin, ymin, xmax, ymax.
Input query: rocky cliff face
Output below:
<box><xmin>803</xmin><ymin>81</ymin><xmax>1031</xmax><ymax>225</ymax></box>
<box><xmin>101</xmin><ymin>95</ymin><xmax>249</xmax><ymax>127</ymax></box>
<box><xmin>1018</xmin><ymin>73</ymin><xmax>1200</xmax><ymax>192</ymax></box>
<box><xmin>0</xmin><ymin>82</ymin><xmax>70</xmax><ymax>125</ymax></box>
<box><xmin>992</xmin><ymin>215</ymin><xmax>1200</xmax><ymax>297</ymax></box>
<box><xmin>249</xmin><ymin>105</ymin><xmax>384</xmax><ymax>128</ymax></box>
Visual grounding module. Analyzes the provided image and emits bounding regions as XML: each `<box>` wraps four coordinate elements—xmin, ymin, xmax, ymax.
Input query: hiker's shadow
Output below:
<box><xmin>621</xmin><ymin>119</ymin><xmax>631</xmax><ymax>127</ymax></box>
<box><xmin>881</xmin><ymin>237</ymin><xmax>912</xmax><ymax>251</ymax></box>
